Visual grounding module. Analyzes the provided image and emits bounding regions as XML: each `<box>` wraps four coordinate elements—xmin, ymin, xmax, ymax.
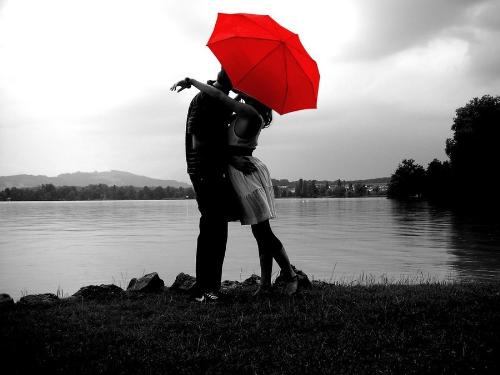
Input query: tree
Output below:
<box><xmin>446</xmin><ymin>95</ymin><xmax>500</xmax><ymax>184</ymax></box>
<box><xmin>40</xmin><ymin>184</ymin><xmax>57</xmax><ymax>200</ymax></box>
<box><xmin>309</xmin><ymin>180</ymin><xmax>319</xmax><ymax>197</ymax></box>
<box><xmin>1</xmin><ymin>188</ymin><xmax>11</xmax><ymax>200</ymax></box>
<box><xmin>354</xmin><ymin>183</ymin><xmax>367</xmax><ymax>197</ymax></box>
<box><xmin>140</xmin><ymin>186</ymin><xmax>152</xmax><ymax>200</ymax></box>
<box><xmin>387</xmin><ymin>159</ymin><xmax>426</xmax><ymax>199</ymax></box>
<box><xmin>296</xmin><ymin>179</ymin><xmax>304</xmax><ymax>197</ymax></box>
<box><xmin>332</xmin><ymin>180</ymin><xmax>346</xmax><ymax>197</ymax></box>
<box><xmin>152</xmin><ymin>186</ymin><xmax>164</xmax><ymax>200</ymax></box>
<box><xmin>424</xmin><ymin>158</ymin><xmax>452</xmax><ymax>201</ymax></box>
<box><xmin>318</xmin><ymin>180</ymin><xmax>328</xmax><ymax>196</ymax></box>
<box><xmin>273</xmin><ymin>185</ymin><xmax>281</xmax><ymax>198</ymax></box>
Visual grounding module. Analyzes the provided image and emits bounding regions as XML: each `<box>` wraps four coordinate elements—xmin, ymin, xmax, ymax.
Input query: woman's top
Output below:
<box><xmin>226</xmin><ymin>115</ymin><xmax>275</xmax><ymax>225</ymax></box>
<box><xmin>227</xmin><ymin>116</ymin><xmax>263</xmax><ymax>156</ymax></box>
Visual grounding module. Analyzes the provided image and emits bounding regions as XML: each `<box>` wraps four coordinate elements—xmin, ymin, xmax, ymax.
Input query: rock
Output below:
<box><xmin>18</xmin><ymin>293</ymin><xmax>59</xmax><ymax>306</ymax></box>
<box><xmin>242</xmin><ymin>274</ymin><xmax>261</xmax><ymax>286</ymax></box>
<box><xmin>274</xmin><ymin>265</ymin><xmax>312</xmax><ymax>289</ymax></box>
<box><xmin>127</xmin><ymin>272</ymin><xmax>165</xmax><ymax>293</ymax></box>
<box><xmin>72</xmin><ymin>284</ymin><xmax>125</xmax><ymax>300</ymax></box>
<box><xmin>127</xmin><ymin>278</ymin><xmax>137</xmax><ymax>289</ymax></box>
<box><xmin>0</xmin><ymin>293</ymin><xmax>14</xmax><ymax>309</ymax></box>
<box><xmin>61</xmin><ymin>296</ymin><xmax>79</xmax><ymax>303</ymax></box>
<box><xmin>221</xmin><ymin>280</ymin><xmax>241</xmax><ymax>290</ymax></box>
<box><xmin>170</xmin><ymin>273</ymin><xmax>196</xmax><ymax>292</ymax></box>
<box><xmin>311</xmin><ymin>280</ymin><xmax>330</xmax><ymax>289</ymax></box>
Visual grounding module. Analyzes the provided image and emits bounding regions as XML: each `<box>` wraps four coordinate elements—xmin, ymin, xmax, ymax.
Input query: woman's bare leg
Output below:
<box><xmin>251</xmin><ymin>220</ymin><xmax>296</xmax><ymax>281</ymax></box>
<box><xmin>258</xmin><ymin>247</ymin><xmax>273</xmax><ymax>286</ymax></box>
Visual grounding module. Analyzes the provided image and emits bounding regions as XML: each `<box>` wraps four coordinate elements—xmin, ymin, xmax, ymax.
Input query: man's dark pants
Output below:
<box><xmin>190</xmin><ymin>172</ymin><xmax>236</xmax><ymax>294</ymax></box>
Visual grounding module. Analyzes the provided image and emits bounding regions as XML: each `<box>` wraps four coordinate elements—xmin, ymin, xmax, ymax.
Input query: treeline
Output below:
<box><xmin>388</xmin><ymin>95</ymin><xmax>500</xmax><ymax>206</ymax></box>
<box><xmin>0</xmin><ymin>179</ymin><xmax>389</xmax><ymax>202</ymax></box>
<box><xmin>272</xmin><ymin>178</ymin><xmax>388</xmax><ymax>198</ymax></box>
<box><xmin>0</xmin><ymin>184</ymin><xmax>195</xmax><ymax>201</ymax></box>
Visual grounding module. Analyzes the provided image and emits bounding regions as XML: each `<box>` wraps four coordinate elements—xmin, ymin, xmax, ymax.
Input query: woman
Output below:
<box><xmin>171</xmin><ymin>76</ymin><xmax>300</xmax><ymax>296</ymax></box>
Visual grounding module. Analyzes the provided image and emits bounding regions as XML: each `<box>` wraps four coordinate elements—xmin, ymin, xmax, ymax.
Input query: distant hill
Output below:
<box><xmin>0</xmin><ymin>170</ymin><xmax>191</xmax><ymax>189</ymax></box>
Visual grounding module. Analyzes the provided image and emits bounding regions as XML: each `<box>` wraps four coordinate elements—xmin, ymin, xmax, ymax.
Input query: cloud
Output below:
<box><xmin>1</xmin><ymin>0</ymin><xmax>499</xmax><ymax>181</ymax></box>
<box><xmin>338</xmin><ymin>0</ymin><xmax>500</xmax><ymax>92</ymax></box>
<box><xmin>80</xmin><ymin>89</ymin><xmax>187</xmax><ymax>135</ymax></box>
<box><xmin>343</xmin><ymin>0</ymin><xmax>488</xmax><ymax>59</ymax></box>
<box><xmin>466</xmin><ymin>30</ymin><xmax>500</xmax><ymax>84</ymax></box>
<box><xmin>474</xmin><ymin>0</ymin><xmax>500</xmax><ymax>30</ymax></box>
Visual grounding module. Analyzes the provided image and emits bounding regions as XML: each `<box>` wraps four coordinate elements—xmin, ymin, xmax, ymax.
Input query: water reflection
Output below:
<box><xmin>387</xmin><ymin>200</ymin><xmax>454</xmax><ymax>279</ymax></box>
<box><xmin>448</xmin><ymin>210</ymin><xmax>500</xmax><ymax>281</ymax></box>
<box><xmin>389</xmin><ymin>200</ymin><xmax>500</xmax><ymax>281</ymax></box>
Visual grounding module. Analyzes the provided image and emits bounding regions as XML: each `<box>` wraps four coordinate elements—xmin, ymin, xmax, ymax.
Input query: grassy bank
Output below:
<box><xmin>1</xmin><ymin>281</ymin><xmax>499</xmax><ymax>374</ymax></box>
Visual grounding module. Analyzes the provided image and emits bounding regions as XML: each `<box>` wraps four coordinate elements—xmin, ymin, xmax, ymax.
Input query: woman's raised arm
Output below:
<box><xmin>171</xmin><ymin>77</ymin><xmax>259</xmax><ymax>119</ymax></box>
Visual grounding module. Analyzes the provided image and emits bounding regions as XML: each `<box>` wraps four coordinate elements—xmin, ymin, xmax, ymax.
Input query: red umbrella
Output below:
<box><xmin>207</xmin><ymin>13</ymin><xmax>319</xmax><ymax>115</ymax></box>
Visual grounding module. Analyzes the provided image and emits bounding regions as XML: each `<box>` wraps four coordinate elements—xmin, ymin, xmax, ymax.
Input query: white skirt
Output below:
<box><xmin>227</xmin><ymin>156</ymin><xmax>276</xmax><ymax>225</ymax></box>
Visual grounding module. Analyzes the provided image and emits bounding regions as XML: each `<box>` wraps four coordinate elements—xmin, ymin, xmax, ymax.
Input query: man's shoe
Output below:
<box><xmin>190</xmin><ymin>286</ymin><xmax>206</xmax><ymax>303</ymax></box>
<box><xmin>203</xmin><ymin>291</ymin><xmax>219</xmax><ymax>302</ymax></box>
<box><xmin>191</xmin><ymin>293</ymin><xmax>205</xmax><ymax>302</ymax></box>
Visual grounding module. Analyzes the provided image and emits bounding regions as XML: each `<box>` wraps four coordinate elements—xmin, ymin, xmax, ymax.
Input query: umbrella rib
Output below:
<box><xmin>232</xmin><ymin>43</ymin><xmax>282</xmax><ymax>86</ymax></box>
<box><xmin>280</xmin><ymin>46</ymin><xmax>289</xmax><ymax>114</ymax></box>
<box><xmin>286</xmin><ymin>48</ymin><xmax>317</xmax><ymax>99</ymax></box>
<box><xmin>285</xmin><ymin>35</ymin><xmax>313</xmax><ymax>58</ymax></box>
<box><xmin>240</xmin><ymin>13</ymin><xmax>282</xmax><ymax>38</ymax></box>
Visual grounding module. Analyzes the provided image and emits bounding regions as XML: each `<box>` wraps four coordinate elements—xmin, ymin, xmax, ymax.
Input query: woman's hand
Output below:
<box><xmin>170</xmin><ymin>78</ymin><xmax>191</xmax><ymax>93</ymax></box>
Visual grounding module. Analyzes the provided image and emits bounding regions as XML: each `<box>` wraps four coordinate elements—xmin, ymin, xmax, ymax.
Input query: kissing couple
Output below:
<box><xmin>171</xmin><ymin>69</ymin><xmax>304</xmax><ymax>302</ymax></box>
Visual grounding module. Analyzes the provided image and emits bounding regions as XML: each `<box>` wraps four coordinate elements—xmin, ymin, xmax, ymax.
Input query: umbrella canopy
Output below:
<box><xmin>207</xmin><ymin>13</ymin><xmax>319</xmax><ymax>115</ymax></box>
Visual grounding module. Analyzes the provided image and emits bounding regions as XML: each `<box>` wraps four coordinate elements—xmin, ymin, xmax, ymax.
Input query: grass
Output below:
<box><xmin>1</xmin><ymin>280</ymin><xmax>500</xmax><ymax>374</ymax></box>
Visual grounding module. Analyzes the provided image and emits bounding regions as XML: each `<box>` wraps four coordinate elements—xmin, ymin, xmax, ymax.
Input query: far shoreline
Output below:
<box><xmin>0</xmin><ymin>196</ymin><xmax>388</xmax><ymax>203</ymax></box>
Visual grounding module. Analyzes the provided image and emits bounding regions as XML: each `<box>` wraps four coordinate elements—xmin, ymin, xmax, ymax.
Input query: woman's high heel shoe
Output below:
<box><xmin>282</xmin><ymin>274</ymin><xmax>299</xmax><ymax>296</ymax></box>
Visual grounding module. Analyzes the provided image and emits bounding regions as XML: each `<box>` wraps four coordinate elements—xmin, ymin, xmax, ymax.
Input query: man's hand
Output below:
<box><xmin>170</xmin><ymin>78</ymin><xmax>191</xmax><ymax>93</ymax></box>
<box><xmin>229</xmin><ymin>156</ymin><xmax>257</xmax><ymax>175</ymax></box>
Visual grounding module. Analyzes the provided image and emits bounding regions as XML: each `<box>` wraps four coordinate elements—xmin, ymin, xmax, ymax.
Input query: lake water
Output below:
<box><xmin>1</xmin><ymin>198</ymin><xmax>500</xmax><ymax>301</ymax></box>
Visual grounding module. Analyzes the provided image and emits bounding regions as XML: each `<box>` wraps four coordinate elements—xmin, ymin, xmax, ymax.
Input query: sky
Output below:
<box><xmin>0</xmin><ymin>0</ymin><xmax>499</xmax><ymax>182</ymax></box>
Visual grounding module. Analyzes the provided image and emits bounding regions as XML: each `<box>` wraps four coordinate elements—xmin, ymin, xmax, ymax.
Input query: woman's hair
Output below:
<box><xmin>217</xmin><ymin>68</ymin><xmax>232</xmax><ymax>90</ymax></box>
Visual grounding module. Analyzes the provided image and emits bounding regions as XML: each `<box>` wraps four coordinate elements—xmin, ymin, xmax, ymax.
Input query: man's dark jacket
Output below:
<box><xmin>185</xmin><ymin>91</ymin><xmax>233</xmax><ymax>176</ymax></box>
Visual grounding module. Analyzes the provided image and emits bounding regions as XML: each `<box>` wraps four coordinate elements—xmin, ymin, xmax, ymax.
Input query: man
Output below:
<box><xmin>171</xmin><ymin>69</ymin><xmax>253</xmax><ymax>302</ymax></box>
